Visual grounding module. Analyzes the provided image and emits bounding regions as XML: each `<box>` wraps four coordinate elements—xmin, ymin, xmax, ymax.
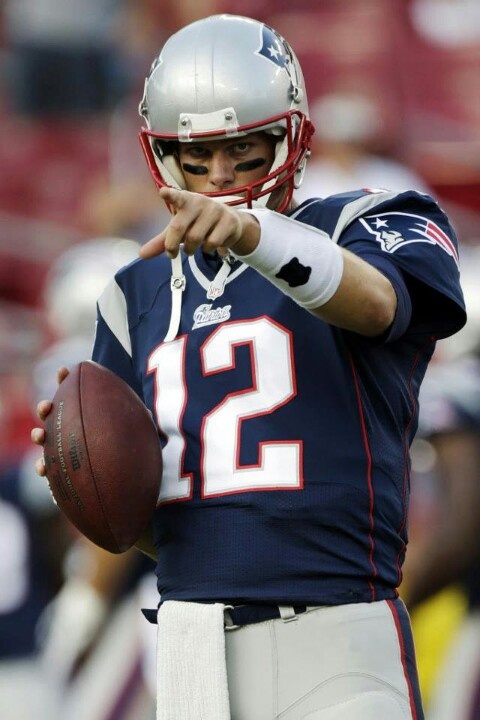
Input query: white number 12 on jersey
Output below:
<box><xmin>148</xmin><ymin>317</ymin><xmax>303</xmax><ymax>503</ymax></box>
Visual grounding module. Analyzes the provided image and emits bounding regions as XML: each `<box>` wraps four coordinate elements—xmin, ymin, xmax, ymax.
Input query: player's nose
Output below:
<box><xmin>208</xmin><ymin>152</ymin><xmax>235</xmax><ymax>189</ymax></box>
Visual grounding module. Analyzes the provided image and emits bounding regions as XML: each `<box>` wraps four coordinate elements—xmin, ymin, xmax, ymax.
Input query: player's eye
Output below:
<box><xmin>187</xmin><ymin>146</ymin><xmax>209</xmax><ymax>159</ymax></box>
<box><xmin>231</xmin><ymin>142</ymin><xmax>251</xmax><ymax>155</ymax></box>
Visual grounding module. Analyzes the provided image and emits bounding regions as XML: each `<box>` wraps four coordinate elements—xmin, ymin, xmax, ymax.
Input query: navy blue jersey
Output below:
<box><xmin>92</xmin><ymin>189</ymin><xmax>465</xmax><ymax>606</ymax></box>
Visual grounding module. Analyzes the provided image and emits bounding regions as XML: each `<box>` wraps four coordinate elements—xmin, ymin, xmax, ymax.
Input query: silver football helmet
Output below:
<box><xmin>139</xmin><ymin>14</ymin><xmax>314</xmax><ymax>212</ymax></box>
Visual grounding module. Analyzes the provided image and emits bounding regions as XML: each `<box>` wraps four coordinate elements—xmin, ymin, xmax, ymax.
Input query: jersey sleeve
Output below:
<box><xmin>301</xmin><ymin>190</ymin><xmax>466</xmax><ymax>340</ymax></box>
<box><xmin>92</xmin><ymin>276</ymin><xmax>143</xmax><ymax>399</ymax></box>
<box><xmin>364</xmin><ymin>254</ymin><xmax>413</xmax><ymax>343</ymax></box>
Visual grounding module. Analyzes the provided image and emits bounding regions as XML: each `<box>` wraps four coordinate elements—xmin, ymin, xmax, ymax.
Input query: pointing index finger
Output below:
<box><xmin>159</xmin><ymin>186</ymin><xmax>185</xmax><ymax>211</ymax></box>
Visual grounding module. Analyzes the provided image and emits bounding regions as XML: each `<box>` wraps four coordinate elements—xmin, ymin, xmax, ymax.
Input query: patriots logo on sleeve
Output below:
<box><xmin>359</xmin><ymin>212</ymin><xmax>459</xmax><ymax>266</ymax></box>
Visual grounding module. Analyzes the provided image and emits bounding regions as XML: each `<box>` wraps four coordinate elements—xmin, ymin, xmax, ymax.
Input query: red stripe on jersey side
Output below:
<box><xmin>396</xmin><ymin>337</ymin><xmax>436</xmax><ymax>586</ymax></box>
<box><xmin>387</xmin><ymin>599</ymin><xmax>418</xmax><ymax>720</ymax></box>
<box><xmin>396</xmin><ymin>351</ymin><xmax>420</xmax><ymax>583</ymax></box>
<box><xmin>348</xmin><ymin>352</ymin><xmax>377</xmax><ymax>600</ymax></box>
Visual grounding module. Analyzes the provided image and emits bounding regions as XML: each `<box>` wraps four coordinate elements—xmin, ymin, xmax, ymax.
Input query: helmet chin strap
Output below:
<box><xmin>164</xmin><ymin>251</ymin><xmax>186</xmax><ymax>342</ymax></box>
<box><xmin>161</xmin><ymin>154</ymin><xmax>187</xmax><ymax>189</ymax></box>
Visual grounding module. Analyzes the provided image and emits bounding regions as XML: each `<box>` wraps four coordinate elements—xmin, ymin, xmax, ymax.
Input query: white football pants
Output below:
<box><xmin>224</xmin><ymin>598</ymin><xmax>423</xmax><ymax>720</ymax></box>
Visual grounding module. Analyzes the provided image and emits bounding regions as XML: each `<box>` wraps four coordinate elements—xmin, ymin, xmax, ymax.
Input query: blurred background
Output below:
<box><xmin>1</xmin><ymin>1</ymin><xmax>479</xmax><ymax>719</ymax></box>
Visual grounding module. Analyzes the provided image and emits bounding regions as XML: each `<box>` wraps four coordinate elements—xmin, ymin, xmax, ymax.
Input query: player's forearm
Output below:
<box><xmin>404</xmin><ymin>431</ymin><xmax>480</xmax><ymax>609</ymax></box>
<box><xmin>317</xmin><ymin>249</ymin><xmax>397</xmax><ymax>336</ymax></box>
<box><xmin>233</xmin><ymin>209</ymin><xmax>397</xmax><ymax>337</ymax></box>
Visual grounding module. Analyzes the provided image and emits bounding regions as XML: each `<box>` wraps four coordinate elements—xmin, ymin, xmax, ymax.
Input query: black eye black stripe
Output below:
<box><xmin>182</xmin><ymin>163</ymin><xmax>208</xmax><ymax>175</ymax></box>
<box><xmin>181</xmin><ymin>157</ymin><xmax>267</xmax><ymax>176</ymax></box>
<box><xmin>234</xmin><ymin>158</ymin><xmax>266</xmax><ymax>172</ymax></box>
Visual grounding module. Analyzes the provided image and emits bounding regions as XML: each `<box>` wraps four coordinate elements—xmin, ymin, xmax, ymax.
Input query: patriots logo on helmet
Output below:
<box><xmin>359</xmin><ymin>212</ymin><xmax>459</xmax><ymax>265</ymax></box>
<box><xmin>257</xmin><ymin>25</ymin><xmax>288</xmax><ymax>68</ymax></box>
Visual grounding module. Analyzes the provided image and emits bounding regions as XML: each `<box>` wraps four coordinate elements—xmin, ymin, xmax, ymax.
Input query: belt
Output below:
<box><xmin>142</xmin><ymin>603</ymin><xmax>311</xmax><ymax>627</ymax></box>
<box><xmin>224</xmin><ymin>604</ymin><xmax>308</xmax><ymax>628</ymax></box>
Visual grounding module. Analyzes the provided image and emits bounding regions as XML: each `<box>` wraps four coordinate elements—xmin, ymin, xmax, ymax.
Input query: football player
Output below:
<box><xmin>33</xmin><ymin>14</ymin><xmax>466</xmax><ymax>720</ymax></box>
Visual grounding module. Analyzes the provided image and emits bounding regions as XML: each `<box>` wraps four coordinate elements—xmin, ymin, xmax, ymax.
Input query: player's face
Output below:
<box><xmin>177</xmin><ymin>132</ymin><xmax>276</xmax><ymax>196</ymax></box>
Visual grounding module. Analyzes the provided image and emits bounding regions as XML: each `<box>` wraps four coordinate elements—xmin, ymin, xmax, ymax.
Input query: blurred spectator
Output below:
<box><xmin>401</xmin><ymin>244</ymin><xmax>480</xmax><ymax>718</ymax></box>
<box><xmin>40</xmin><ymin>236</ymin><xmax>141</xmax><ymax>343</ymax></box>
<box><xmin>0</xmin><ymin>233</ymin><xmax>115</xmax><ymax>715</ymax></box>
<box><xmin>403</xmin><ymin>356</ymin><xmax>480</xmax><ymax>719</ymax></box>
<box><xmin>0</xmin><ymin>447</ymin><xmax>70</xmax><ymax>720</ymax></box>
<box><xmin>0</xmin><ymin>235</ymin><xmax>146</xmax><ymax>720</ymax></box>
<box><xmin>3</xmin><ymin>0</ymin><xmax>130</xmax><ymax>117</ymax></box>
<box><xmin>297</xmin><ymin>91</ymin><xmax>430</xmax><ymax>200</ymax></box>
<box><xmin>39</xmin><ymin>536</ymin><xmax>157</xmax><ymax>720</ymax></box>
<box><xmin>32</xmin><ymin>235</ymin><xmax>159</xmax><ymax>720</ymax></box>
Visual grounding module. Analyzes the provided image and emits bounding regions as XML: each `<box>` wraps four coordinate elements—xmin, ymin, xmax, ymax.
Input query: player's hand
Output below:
<box><xmin>31</xmin><ymin>366</ymin><xmax>70</xmax><ymax>477</ymax></box>
<box><xmin>139</xmin><ymin>187</ymin><xmax>260</xmax><ymax>260</ymax></box>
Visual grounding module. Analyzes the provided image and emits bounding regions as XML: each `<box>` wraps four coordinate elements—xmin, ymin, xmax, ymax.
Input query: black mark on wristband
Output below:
<box><xmin>275</xmin><ymin>258</ymin><xmax>311</xmax><ymax>287</ymax></box>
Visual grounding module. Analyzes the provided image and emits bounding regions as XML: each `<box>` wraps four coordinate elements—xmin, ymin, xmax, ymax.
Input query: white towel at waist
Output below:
<box><xmin>156</xmin><ymin>600</ymin><xmax>231</xmax><ymax>720</ymax></box>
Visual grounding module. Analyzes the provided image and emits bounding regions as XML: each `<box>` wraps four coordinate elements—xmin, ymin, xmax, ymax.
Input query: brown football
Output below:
<box><xmin>43</xmin><ymin>361</ymin><xmax>162</xmax><ymax>553</ymax></box>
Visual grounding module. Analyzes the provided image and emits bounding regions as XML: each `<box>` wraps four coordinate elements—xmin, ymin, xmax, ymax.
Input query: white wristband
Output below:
<box><xmin>232</xmin><ymin>209</ymin><xmax>344</xmax><ymax>310</ymax></box>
